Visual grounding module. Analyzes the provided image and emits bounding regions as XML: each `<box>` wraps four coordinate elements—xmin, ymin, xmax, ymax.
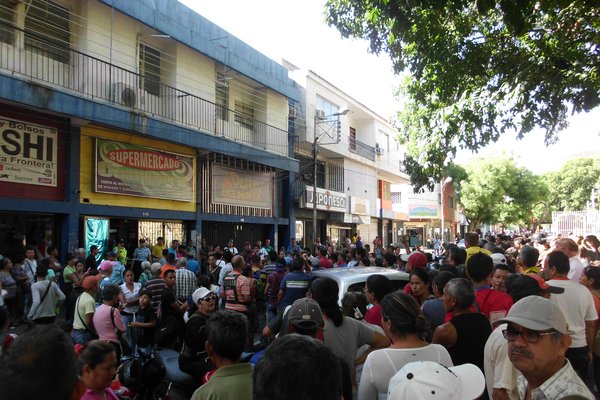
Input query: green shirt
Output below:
<box><xmin>191</xmin><ymin>363</ymin><xmax>252</xmax><ymax>400</ymax></box>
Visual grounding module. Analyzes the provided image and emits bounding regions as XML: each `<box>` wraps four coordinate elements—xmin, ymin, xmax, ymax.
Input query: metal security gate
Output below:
<box><xmin>552</xmin><ymin>211</ymin><xmax>600</xmax><ymax>237</ymax></box>
<box><xmin>138</xmin><ymin>220</ymin><xmax>185</xmax><ymax>246</ymax></box>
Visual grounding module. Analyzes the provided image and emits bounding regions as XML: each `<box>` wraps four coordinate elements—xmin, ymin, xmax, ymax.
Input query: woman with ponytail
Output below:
<box><xmin>309</xmin><ymin>277</ymin><xmax>389</xmax><ymax>374</ymax></box>
<box><xmin>357</xmin><ymin>291</ymin><xmax>453</xmax><ymax>400</ymax></box>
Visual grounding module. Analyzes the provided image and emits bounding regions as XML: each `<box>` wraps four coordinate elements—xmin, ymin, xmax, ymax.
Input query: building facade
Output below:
<box><xmin>292</xmin><ymin>71</ymin><xmax>410</xmax><ymax>249</ymax></box>
<box><xmin>0</xmin><ymin>0</ymin><xmax>299</xmax><ymax>260</ymax></box>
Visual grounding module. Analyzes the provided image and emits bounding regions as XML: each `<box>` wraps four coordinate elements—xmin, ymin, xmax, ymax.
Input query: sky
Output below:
<box><xmin>178</xmin><ymin>0</ymin><xmax>600</xmax><ymax>175</ymax></box>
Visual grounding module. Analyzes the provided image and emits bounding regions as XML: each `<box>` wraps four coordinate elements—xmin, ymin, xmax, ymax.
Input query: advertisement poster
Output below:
<box><xmin>211</xmin><ymin>164</ymin><xmax>273</xmax><ymax>209</ymax></box>
<box><xmin>0</xmin><ymin>116</ymin><xmax>58</xmax><ymax>187</ymax></box>
<box><xmin>95</xmin><ymin>138</ymin><xmax>194</xmax><ymax>202</ymax></box>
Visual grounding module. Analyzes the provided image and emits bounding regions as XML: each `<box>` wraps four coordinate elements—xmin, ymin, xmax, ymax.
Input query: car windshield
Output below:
<box><xmin>347</xmin><ymin>279</ymin><xmax>405</xmax><ymax>293</ymax></box>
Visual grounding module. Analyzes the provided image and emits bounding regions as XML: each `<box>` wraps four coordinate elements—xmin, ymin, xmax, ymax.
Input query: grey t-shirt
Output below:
<box><xmin>323</xmin><ymin>316</ymin><xmax>375</xmax><ymax>371</ymax></box>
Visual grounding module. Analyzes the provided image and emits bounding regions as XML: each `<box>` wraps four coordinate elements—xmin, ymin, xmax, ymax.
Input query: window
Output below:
<box><xmin>376</xmin><ymin>130</ymin><xmax>389</xmax><ymax>152</ymax></box>
<box><xmin>215</xmin><ymin>72</ymin><xmax>229</xmax><ymax>121</ymax></box>
<box><xmin>298</xmin><ymin>155</ymin><xmax>325</xmax><ymax>188</ymax></box>
<box><xmin>382</xmin><ymin>181</ymin><xmax>391</xmax><ymax>201</ymax></box>
<box><xmin>234</xmin><ymin>101</ymin><xmax>254</xmax><ymax>129</ymax></box>
<box><xmin>139</xmin><ymin>43</ymin><xmax>161</xmax><ymax>96</ymax></box>
<box><xmin>448</xmin><ymin>196</ymin><xmax>454</xmax><ymax>209</ymax></box>
<box><xmin>0</xmin><ymin>0</ymin><xmax>15</xmax><ymax>44</ymax></box>
<box><xmin>315</xmin><ymin>96</ymin><xmax>339</xmax><ymax>119</ymax></box>
<box><xmin>327</xmin><ymin>161</ymin><xmax>344</xmax><ymax>192</ymax></box>
<box><xmin>24</xmin><ymin>0</ymin><xmax>70</xmax><ymax>63</ymax></box>
<box><xmin>349</xmin><ymin>127</ymin><xmax>357</xmax><ymax>151</ymax></box>
<box><xmin>392</xmin><ymin>192</ymin><xmax>402</xmax><ymax>204</ymax></box>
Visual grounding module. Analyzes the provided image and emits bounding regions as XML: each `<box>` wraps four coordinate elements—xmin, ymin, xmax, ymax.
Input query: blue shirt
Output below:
<box><xmin>187</xmin><ymin>259</ymin><xmax>199</xmax><ymax>274</ymax></box>
<box><xmin>109</xmin><ymin>262</ymin><xmax>125</xmax><ymax>285</ymax></box>
<box><xmin>133</xmin><ymin>247</ymin><xmax>151</xmax><ymax>261</ymax></box>
<box><xmin>279</xmin><ymin>272</ymin><xmax>312</xmax><ymax>309</ymax></box>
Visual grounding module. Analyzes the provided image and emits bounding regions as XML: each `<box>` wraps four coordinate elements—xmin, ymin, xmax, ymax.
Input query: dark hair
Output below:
<box><xmin>47</xmin><ymin>245</ymin><xmax>57</xmax><ymax>255</ymax></box>
<box><xmin>166</xmin><ymin>253</ymin><xmax>176</xmax><ymax>264</ymax></box>
<box><xmin>223</xmin><ymin>251</ymin><xmax>234</xmax><ymax>263</ymax></box>
<box><xmin>546</xmin><ymin>251</ymin><xmax>570</xmax><ymax>275</ymax></box>
<box><xmin>291</xmin><ymin>256</ymin><xmax>304</xmax><ymax>272</ymax></box>
<box><xmin>26</xmin><ymin>245</ymin><xmax>36</xmax><ymax>252</ymax></box>
<box><xmin>35</xmin><ymin>264</ymin><xmax>49</xmax><ymax>278</ymax></box>
<box><xmin>102</xmin><ymin>284</ymin><xmax>121</xmax><ymax>302</ymax></box>
<box><xmin>433</xmin><ymin>271</ymin><xmax>455</xmax><ymax>294</ymax></box>
<box><xmin>380</xmin><ymin>291</ymin><xmax>429</xmax><ymax>340</ymax></box>
<box><xmin>268</xmin><ymin>250</ymin><xmax>278</xmax><ymax>262</ymax></box>
<box><xmin>465</xmin><ymin>233</ymin><xmax>479</xmax><ymax>247</ymax></box>
<box><xmin>197</xmin><ymin>274</ymin><xmax>211</xmax><ymax>289</ymax></box>
<box><xmin>254</xmin><ymin>334</ymin><xmax>342</xmax><ymax>400</ymax></box>
<box><xmin>206</xmin><ymin>310</ymin><xmax>248</xmax><ymax>361</ymax></box>
<box><xmin>494</xmin><ymin>264</ymin><xmax>513</xmax><ymax>274</ymax></box>
<box><xmin>583</xmin><ymin>266</ymin><xmax>600</xmax><ymax>290</ymax></box>
<box><xmin>448</xmin><ymin>246</ymin><xmax>466</xmax><ymax>265</ymax></box>
<box><xmin>310</xmin><ymin>277</ymin><xmax>343</xmax><ymax>327</ymax></box>
<box><xmin>251</xmin><ymin>255</ymin><xmax>261</xmax><ymax>264</ymax></box>
<box><xmin>0</xmin><ymin>325</ymin><xmax>77</xmax><ymax>400</ymax></box>
<box><xmin>466</xmin><ymin>252</ymin><xmax>494</xmax><ymax>282</ymax></box>
<box><xmin>78</xmin><ymin>340</ymin><xmax>115</xmax><ymax>374</ymax></box>
<box><xmin>365</xmin><ymin>274</ymin><xmax>392</xmax><ymax>303</ymax></box>
<box><xmin>164</xmin><ymin>269</ymin><xmax>176</xmax><ymax>279</ymax></box>
<box><xmin>162</xmin><ymin>248</ymin><xmax>169</xmax><ymax>257</ymax></box>
<box><xmin>585</xmin><ymin>235</ymin><xmax>600</xmax><ymax>248</ymax></box>
<box><xmin>410</xmin><ymin>268</ymin><xmax>431</xmax><ymax>289</ymax></box>
<box><xmin>383</xmin><ymin>253</ymin><xmax>397</xmax><ymax>267</ymax></box>
<box><xmin>519</xmin><ymin>245</ymin><xmax>540</xmax><ymax>268</ymax></box>
<box><xmin>439</xmin><ymin>264</ymin><xmax>459</xmax><ymax>277</ymax></box>
<box><xmin>341</xmin><ymin>291</ymin><xmax>368</xmax><ymax>320</ymax></box>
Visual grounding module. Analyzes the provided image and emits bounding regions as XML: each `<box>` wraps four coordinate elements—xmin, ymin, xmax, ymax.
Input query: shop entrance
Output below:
<box><xmin>0</xmin><ymin>212</ymin><xmax>58</xmax><ymax>261</ymax></box>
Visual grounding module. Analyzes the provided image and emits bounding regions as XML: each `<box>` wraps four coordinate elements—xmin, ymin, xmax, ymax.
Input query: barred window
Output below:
<box><xmin>24</xmin><ymin>0</ymin><xmax>70</xmax><ymax>63</ymax></box>
<box><xmin>392</xmin><ymin>192</ymin><xmax>402</xmax><ymax>204</ymax></box>
<box><xmin>0</xmin><ymin>0</ymin><xmax>15</xmax><ymax>45</ymax></box>
<box><xmin>139</xmin><ymin>43</ymin><xmax>161</xmax><ymax>96</ymax></box>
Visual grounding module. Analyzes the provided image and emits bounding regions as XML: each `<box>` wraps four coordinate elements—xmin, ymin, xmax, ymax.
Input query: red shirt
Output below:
<box><xmin>364</xmin><ymin>303</ymin><xmax>383</xmax><ymax>327</ymax></box>
<box><xmin>475</xmin><ymin>287</ymin><xmax>513</xmax><ymax>322</ymax></box>
<box><xmin>319</xmin><ymin>256</ymin><xmax>333</xmax><ymax>269</ymax></box>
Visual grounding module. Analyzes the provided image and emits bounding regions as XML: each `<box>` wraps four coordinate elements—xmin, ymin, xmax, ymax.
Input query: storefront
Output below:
<box><xmin>298</xmin><ymin>186</ymin><xmax>347</xmax><ymax>248</ymax></box>
<box><xmin>78</xmin><ymin>125</ymin><xmax>197</xmax><ymax>257</ymax></box>
<box><xmin>0</xmin><ymin>108</ymin><xmax>69</xmax><ymax>260</ymax></box>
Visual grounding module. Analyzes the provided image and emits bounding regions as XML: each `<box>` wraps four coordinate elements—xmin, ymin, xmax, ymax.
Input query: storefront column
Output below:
<box><xmin>60</xmin><ymin>127</ymin><xmax>81</xmax><ymax>259</ymax></box>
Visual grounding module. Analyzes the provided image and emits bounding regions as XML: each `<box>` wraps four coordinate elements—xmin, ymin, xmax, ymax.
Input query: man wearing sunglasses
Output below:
<box><xmin>496</xmin><ymin>296</ymin><xmax>594</xmax><ymax>400</ymax></box>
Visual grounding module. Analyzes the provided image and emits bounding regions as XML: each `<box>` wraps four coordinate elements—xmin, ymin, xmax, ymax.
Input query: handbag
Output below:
<box><xmin>111</xmin><ymin>307</ymin><xmax>132</xmax><ymax>356</ymax></box>
<box><xmin>154</xmin><ymin>302</ymin><xmax>178</xmax><ymax>346</ymax></box>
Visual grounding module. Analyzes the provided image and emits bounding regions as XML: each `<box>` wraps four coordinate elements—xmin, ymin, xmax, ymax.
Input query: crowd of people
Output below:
<box><xmin>0</xmin><ymin>231</ymin><xmax>599</xmax><ymax>399</ymax></box>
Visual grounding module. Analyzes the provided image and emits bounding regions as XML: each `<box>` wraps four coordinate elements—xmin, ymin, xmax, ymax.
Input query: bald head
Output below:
<box><xmin>231</xmin><ymin>255</ymin><xmax>245</xmax><ymax>271</ymax></box>
<box><xmin>555</xmin><ymin>238</ymin><xmax>579</xmax><ymax>258</ymax></box>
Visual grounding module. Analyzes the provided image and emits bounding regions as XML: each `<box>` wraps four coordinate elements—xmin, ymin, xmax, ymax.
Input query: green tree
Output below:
<box><xmin>325</xmin><ymin>0</ymin><xmax>600</xmax><ymax>190</ymax></box>
<box><xmin>545</xmin><ymin>157</ymin><xmax>600</xmax><ymax>211</ymax></box>
<box><xmin>456</xmin><ymin>157</ymin><xmax>544</xmax><ymax>229</ymax></box>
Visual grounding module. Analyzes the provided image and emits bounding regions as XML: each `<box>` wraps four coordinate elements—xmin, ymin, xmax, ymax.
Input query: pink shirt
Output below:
<box><xmin>364</xmin><ymin>303</ymin><xmax>383</xmax><ymax>327</ymax></box>
<box><xmin>92</xmin><ymin>304</ymin><xmax>125</xmax><ymax>343</ymax></box>
<box><xmin>80</xmin><ymin>388</ymin><xmax>119</xmax><ymax>400</ymax></box>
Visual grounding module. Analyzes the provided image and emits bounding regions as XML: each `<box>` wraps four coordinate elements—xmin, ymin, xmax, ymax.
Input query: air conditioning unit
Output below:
<box><xmin>315</xmin><ymin>109</ymin><xmax>326</xmax><ymax>120</ymax></box>
<box><xmin>111</xmin><ymin>82</ymin><xmax>145</xmax><ymax>109</ymax></box>
<box><xmin>289</xmin><ymin>106</ymin><xmax>297</xmax><ymax>119</ymax></box>
<box><xmin>375</xmin><ymin>144</ymin><xmax>384</xmax><ymax>155</ymax></box>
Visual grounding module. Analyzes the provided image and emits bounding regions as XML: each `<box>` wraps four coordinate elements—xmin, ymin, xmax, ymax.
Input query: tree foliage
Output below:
<box><xmin>456</xmin><ymin>157</ymin><xmax>545</xmax><ymax>228</ymax></box>
<box><xmin>325</xmin><ymin>0</ymin><xmax>600</xmax><ymax>190</ymax></box>
<box><xmin>544</xmin><ymin>157</ymin><xmax>600</xmax><ymax>211</ymax></box>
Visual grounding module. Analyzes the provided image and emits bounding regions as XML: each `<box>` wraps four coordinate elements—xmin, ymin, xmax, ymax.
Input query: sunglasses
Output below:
<box><xmin>502</xmin><ymin>326</ymin><xmax>556</xmax><ymax>343</ymax></box>
<box><xmin>202</xmin><ymin>295</ymin><xmax>217</xmax><ymax>302</ymax></box>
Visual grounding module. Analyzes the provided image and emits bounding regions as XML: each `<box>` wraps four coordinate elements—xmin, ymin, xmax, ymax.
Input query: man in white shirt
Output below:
<box><xmin>541</xmin><ymin>250</ymin><xmax>597</xmax><ymax>392</ymax></box>
<box><xmin>554</xmin><ymin>238</ymin><xmax>585</xmax><ymax>281</ymax></box>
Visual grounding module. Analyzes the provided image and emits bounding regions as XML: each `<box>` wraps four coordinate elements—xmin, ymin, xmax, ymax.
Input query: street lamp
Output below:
<box><xmin>312</xmin><ymin>109</ymin><xmax>349</xmax><ymax>252</ymax></box>
<box><xmin>440</xmin><ymin>176</ymin><xmax>453</xmax><ymax>243</ymax></box>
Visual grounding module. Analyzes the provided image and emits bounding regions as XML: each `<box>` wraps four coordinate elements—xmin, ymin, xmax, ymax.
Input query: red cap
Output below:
<box><xmin>408</xmin><ymin>252</ymin><xmax>428</xmax><ymax>268</ymax></box>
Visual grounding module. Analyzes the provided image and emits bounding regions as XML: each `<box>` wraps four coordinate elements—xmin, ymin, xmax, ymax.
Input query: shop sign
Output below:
<box><xmin>211</xmin><ymin>164</ymin><xmax>273</xmax><ymax>209</ymax></box>
<box><xmin>350</xmin><ymin>196</ymin><xmax>370</xmax><ymax>215</ymax></box>
<box><xmin>0</xmin><ymin>117</ymin><xmax>58</xmax><ymax>187</ymax></box>
<box><xmin>304</xmin><ymin>186</ymin><xmax>346</xmax><ymax>213</ymax></box>
<box><xmin>408</xmin><ymin>200</ymin><xmax>439</xmax><ymax>218</ymax></box>
<box><xmin>95</xmin><ymin>138</ymin><xmax>194</xmax><ymax>202</ymax></box>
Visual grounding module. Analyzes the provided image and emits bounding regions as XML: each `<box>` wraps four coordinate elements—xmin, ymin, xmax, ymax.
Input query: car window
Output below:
<box><xmin>347</xmin><ymin>279</ymin><xmax>406</xmax><ymax>294</ymax></box>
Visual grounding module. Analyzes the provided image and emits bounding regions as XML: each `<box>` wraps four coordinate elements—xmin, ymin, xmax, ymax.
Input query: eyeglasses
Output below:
<box><xmin>202</xmin><ymin>295</ymin><xmax>217</xmax><ymax>302</ymax></box>
<box><xmin>502</xmin><ymin>326</ymin><xmax>556</xmax><ymax>343</ymax></box>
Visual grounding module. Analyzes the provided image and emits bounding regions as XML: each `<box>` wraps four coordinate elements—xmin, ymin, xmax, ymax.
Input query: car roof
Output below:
<box><xmin>313</xmin><ymin>267</ymin><xmax>409</xmax><ymax>285</ymax></box>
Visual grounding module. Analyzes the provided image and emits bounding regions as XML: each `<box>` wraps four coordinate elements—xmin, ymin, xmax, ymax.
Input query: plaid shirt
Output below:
<box><xmin>175</xmin><ymin>268</ymin><xmax>196</xmax><ymax>301</ymax></box>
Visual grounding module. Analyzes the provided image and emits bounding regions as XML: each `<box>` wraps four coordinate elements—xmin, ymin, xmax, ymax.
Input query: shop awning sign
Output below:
<box><xmin>0</xmin><ymin>117</ymin><xmax>58</xmax><ymax>187</ymax></box>
<box><xmin>304</xmin><ymin>186</ymin><xmax>347</xmax><ymax>213</ymax></box>
<box><xmin>94</xmin><ymin>138</ymin><xmax>194</xmax><ymax>202</ymax></box>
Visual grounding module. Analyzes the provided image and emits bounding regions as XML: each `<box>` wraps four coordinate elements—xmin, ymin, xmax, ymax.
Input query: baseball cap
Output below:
<box><xmin>150</xmin><ymin>262</ymin><xmax>162</xmax><ymax>273</ymax></box>
<box><xmin>388</xmin><ymin>361</ymin><xmax>485</xmax><ymax>400</ymax></box>
<box><xmin>81</xmin><ymin>275</ymin><xmax>99</xmax><ymax>291</ymax></box>
<box><xmin>496</xmin><ymin>295</ymin><xmax>571</xmax><ymax>335</ymax></box>
<box><xmin>98</xmin><ymin>260</ymin><xmax>115</xmax><ymax>271</ymax></box>
<box><xmin>107</xmin><ymin>251</ymin><xmax>117</xmax><ymax>258</ymax></box>
<box><xmin>508</xmin><ymin>274</ymin><xmax>564</xmax><ymax>300</ymax></box>
<box><xmin>288</xmin><ymin>298</ymin><xmax>323</xmax><ymax>329</ymax></box>
<box><xmin>490</xmin><ymin>253</ymin><xmax>508</xmax><ymax>266</ymax></box>
<box><xmin>407</xmin><ymin>252</ymin><xmax>427</xmax><ymax>268</ymax></box>
<box><xmin>192</xmin><ymin>287</ymin><xmax>213</xmax><ymax>304</ymax></box>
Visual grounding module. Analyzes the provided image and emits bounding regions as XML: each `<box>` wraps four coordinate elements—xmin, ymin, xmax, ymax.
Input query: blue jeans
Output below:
<box><xmin>121</xmin><ymin>313</ymin><xmax>137</xmax><ymax>350</ymax></box>
<box><xmin>71</xmin><ymin>329</ymin><xmax>93</xmax><ymax>345</ymax></box>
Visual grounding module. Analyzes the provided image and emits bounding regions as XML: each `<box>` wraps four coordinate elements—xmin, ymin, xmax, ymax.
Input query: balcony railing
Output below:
<box><xmin>348</xmin><ymin>135</ymin><xmax>376</xmax><ymax>161</ymax></box>
<box><xmin>0</xmin><ymin>22</ymin><xmax>290</xmax><ymax>156</ymax></box>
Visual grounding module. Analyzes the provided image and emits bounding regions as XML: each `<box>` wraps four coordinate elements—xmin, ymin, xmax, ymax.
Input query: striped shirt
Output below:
<box><xmin>144</xmin><ymin>277</ymin><xmax>167</xmax><ymax>313</ymax></box>
<box><xmin>279</xmin><ymin>272</ymin><xmax>311</xmax><ymax>309</ymax></box>
<box><xmin>223</xmin><ymin>272</ymin><xmax>251</xmax><ymax>313</ymax></box>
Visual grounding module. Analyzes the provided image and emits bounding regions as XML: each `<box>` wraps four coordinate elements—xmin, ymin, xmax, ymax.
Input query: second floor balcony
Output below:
<box><xmin>348</xmin><ymin>135</ymin><xmax>376</xmax><ymax>162</ymax></box>
<box><xmin>0</xmin><ymin>22</ymin><xmax>290</xmax><ymax>156</ymax></box>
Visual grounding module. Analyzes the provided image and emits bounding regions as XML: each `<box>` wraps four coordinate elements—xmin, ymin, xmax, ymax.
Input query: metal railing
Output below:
<box><xmin>348</xmin><ymin>135</ymin><xmax>376</xmax><ymax>161</ymax></box>
<box><xmin>552</xmin><ymin>210</ymin><xmax>600</xmax><ymax>237</ymax></box>
<box><xmin>0</xmin><ymin>22</ymin><xmax>290</xmax><ymax>156</ymax></box>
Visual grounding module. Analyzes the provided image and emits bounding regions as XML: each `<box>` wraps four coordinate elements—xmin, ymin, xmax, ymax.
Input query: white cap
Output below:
<box><xmin>490</xmin><ymin>253</ymin><xmax>508</xmax><ymax>266</ymax></box>
<box><xmin>388</xmin><ymin>361</ymin><xmax>485</xmax><ymax>400</ymax></box>
<box><xmin>192</xmin><ymin>287</ymin><xmax>212</xmax><ymax>304</ymax></box>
